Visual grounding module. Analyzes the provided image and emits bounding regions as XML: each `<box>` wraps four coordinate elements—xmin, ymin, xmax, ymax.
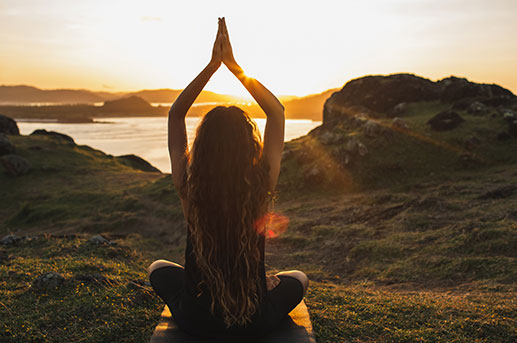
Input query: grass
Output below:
<box><xmin>306</xmin><ymin>282</ymin><xmax>516</xmax><ymax>343</ymax></box>
<box><xmin>0</xmin><ymin>235</ymin><xmax>162</xmax><ymax>343</ymax></box>
<box><xmin>1</xmin><ymin>99</ymin><xmax>517</xmax><ymax>342</ymax></box>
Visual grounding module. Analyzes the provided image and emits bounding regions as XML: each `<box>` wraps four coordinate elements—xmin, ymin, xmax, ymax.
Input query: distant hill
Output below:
<box><xmin>126</xmin><ymin>89</ymin><xmax>242</xmax><ymax>104</ymax></box>
<box><xmin>0</xmin><ymin>85</ymin><xmax>244</xmax><ymax>105</ymax></box>
<box><xmin>0</xmin><ymin>85</ymin><xmax>106</xmax><ymax>104</ymax></box>
<box><xmin>101</xmin><ymin>95</ymin><xmax>154</xmax><ymax>112</ymax></box>
<box><xmin>283</xmin><ymin>89</ymin><xmax>338</xmax><ymax>120</ymax></box>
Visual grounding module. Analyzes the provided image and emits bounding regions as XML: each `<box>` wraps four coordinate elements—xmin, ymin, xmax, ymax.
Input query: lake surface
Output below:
<box><xmin>18</xmin><ymin>117</ymin><xmax>321</xmax><ymax>173</ymax></box>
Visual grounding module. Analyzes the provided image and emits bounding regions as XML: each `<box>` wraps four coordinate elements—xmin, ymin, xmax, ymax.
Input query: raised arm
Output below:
<box><xmin>168</xmin><ymin>20</ymin><xmax>223</xmax><ymax>193</ymax></box>
<box><xmin>220</xmin><ymin>18</ymin><xmax>285</xmax><ymax>191</ymax></box>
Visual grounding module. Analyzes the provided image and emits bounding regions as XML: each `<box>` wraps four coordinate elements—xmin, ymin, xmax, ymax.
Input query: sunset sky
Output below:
<box><xmin>1</xmin><ymin>0</ymin><xmax>517</xmax><ymax>97</ymax></box>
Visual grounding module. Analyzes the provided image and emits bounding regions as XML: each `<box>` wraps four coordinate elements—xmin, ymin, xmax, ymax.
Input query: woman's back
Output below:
<box><xmin>148</xmin><ymin>17</ymin><xmax>308</xmax><ymax>340</ymax></box>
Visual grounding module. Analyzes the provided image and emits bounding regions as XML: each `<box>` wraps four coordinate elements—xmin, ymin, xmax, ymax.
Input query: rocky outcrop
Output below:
<box><xmin>427</xmin><ymin>110</ymin><xmax>465</xmax><ymax>131</ymax></box>
<box><xmin>0</xmin><ymin>114</ymin><xmax>20</xmax><ymax>135</ymax></box>
<box><xmin>32</xmin><ymin>272</ymin><xmax>65</xmax><ymax>290</ymax></box>
<box><xmin>323</xmin><ymin>74</ymin><xmax>515</xmax><ymax>124</ymax></box>
<box><xmin>438</xmin><ymin>76</ymin><xmax>513</xmax><ymax>102</ymax></box>
<box><xmin>0</xmin><ymin>133</ymin><xmax>16</xmax><ymax>155</ymax></box>
<box><xmin>1</xmin><ymin>234</ymin><xmax>21</xmax><ymax>245</ymax></box>
<box><xmin>30</xmin><ymin>129</ymin><xmax>75</xmax><ymax>144</ymax></box>
<box><xmin>116</xmin><ymin>154</ymin><xmax>160</xmax><ymax>173</ymax></box>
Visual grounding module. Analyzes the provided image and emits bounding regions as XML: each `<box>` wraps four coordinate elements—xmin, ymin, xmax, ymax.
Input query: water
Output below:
<box><xmin>18</xmin><ymin>117</ymin><xmax>321</xmax><ymax>173</ymax></box>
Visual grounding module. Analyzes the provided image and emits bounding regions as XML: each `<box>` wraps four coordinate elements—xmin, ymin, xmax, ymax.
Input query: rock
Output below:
<box><xmin>1</xmin><ymin>154</ymin><xmax>31</xmax><ymax>176</ymax></box>
<box><xmin>392</xmin><ymin>102</ymin><xmax>407</xmax><ymax>115</ymax></box>
<box><xmin>364</xmin><ymin>120</ymin><xmax>388</xmax><ymax>138</ymax></box>
<box><xmin>438</xmin><ymin>76</ymin><xmax>513</xmax><ymax>102</ymax></box>
<box><xmin>503</xmin><ymin>109</ymin><xmax>516</xmax><ymax>121</ymax></box>
<box><xmin>331</xmin><ymin>146</ymin><xmax>351</xmax><ymax>166</ymax></box>
<box><xmin>392</xmin><ymin>117</ymin><xmax>409</xmax><ymax>130</ymax></box>
<box><xmin>322</xmin><ymin>73</ymin><xmax>515</xmax><ymax>125</ymax></box>
<box><xmin>0</xmin><ymin>133</ymin><xmax>16</xmax><ymax>155</ymax></box>
<box><xmin>1</xmin><ymin>234</ymin><xmax>21</xmax><ymax>245</ymax></box>
<box><xmin>318</xmin><ymin>131</ymin><xmax>343</xmax><ymax>145</ymax></box>
<box><xmin>304</xmin><ymin>165</ymin><xmax>324</xmax><ymax>184</ymax></box>
<box><xmin>467</xmin><ymin>101</ymin><xmax>489</xmax><ymax>115</ymax></box>
<box><xmin>346</xmin><ymin>137</ymin><xmax>368</xmax><ymax>156</ymax></box>
<box><xmin>427</xmin><ymin>110</ymin><xmax>464</xmax><ymax>131</ymax></box>
<box><xmin>116</xmin><ymin>154</ymin><xmax>160</xmax><ymax>173</ymax></box>
<box><xmin>32</xmin><ymin>272</ymin><xmax>65</xmax><ymax>290</ymax></box>
<box><xmin>0</xmin><ymin>114</ymin><xmax>20</xmax><ymax>135</ymax></box>
<box><xmin>324</xmin><ymin>74</ymin><xmax>439</xmax><ymax>117</ymax></box>
<box><xmin>88</xmin><ymin>235</ymin><xmax>111</xmax><ymax>245</ymax></box>
<box><xmin>30</xmin><ymin>129</ymin><xmax>75</xmax><ymax>144</ymax></box>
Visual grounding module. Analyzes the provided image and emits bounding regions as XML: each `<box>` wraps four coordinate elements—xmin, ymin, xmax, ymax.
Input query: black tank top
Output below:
<box><xmin>183</xmin><ymin>227</ymin><xmax>267</xmax><ymax>309</ymax></box>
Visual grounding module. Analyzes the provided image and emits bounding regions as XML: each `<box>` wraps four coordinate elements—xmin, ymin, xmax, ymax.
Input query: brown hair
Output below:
<box><xmin>186</xmin><ymin>106</ymin><xmax>270</xmax><ymax>326</ymax></box>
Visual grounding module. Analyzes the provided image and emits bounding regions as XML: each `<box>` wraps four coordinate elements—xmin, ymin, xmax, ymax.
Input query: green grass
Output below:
<box><xmin>1</xmin><ymin>135</ymin><xmax>183</xmax><ymax>234</ymax></box>
<box><xmin>0</xmin><ymin>235</ymin><xmax>162</xmax><ymax>343</ymax></box>
<box><xmin>2</xmin><ymin>104</ymin><xmax>517</xmax><ymax>342</ymax></box>
<box><xmin>306</xmin><ymin>282</ymin><xmax>517</xmax><ymax>343</ymax></box>
<box><xmin>279</xmin><ymin>101</ymin><xmax>517</xmax><ymax>190</ymax></box>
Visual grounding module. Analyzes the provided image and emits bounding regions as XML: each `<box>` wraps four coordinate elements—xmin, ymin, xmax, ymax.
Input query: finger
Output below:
<box><xmin>222</xmin><ymin>17</ymin><xmax>229</xmax><ymax>37</ymax></box>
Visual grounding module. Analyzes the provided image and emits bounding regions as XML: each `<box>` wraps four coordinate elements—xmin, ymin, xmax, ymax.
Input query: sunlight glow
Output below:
<box><xmin>1</xmin><ymin>0</ymin><xmax>517</xmax><ymax>95</ymax></box>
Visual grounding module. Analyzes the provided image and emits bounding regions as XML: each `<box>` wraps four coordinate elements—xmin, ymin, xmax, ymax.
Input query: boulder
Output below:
<box><xmin>116</xmin><ymin>154</ymin><xmax>160</xmax><ymax>173</ymax></box>
<box><xmin>0</xmin><ymin>133</ymin><xmax>16</xmax><ymax>155</ymax></box>
<box><xmin>1</xmin><ymin>154</ymin><xmax>31</xmax><ymax>176</ymax></box>
<box><xmin>1</xmin><ymin>234</ymin><xmax>21</xmax><ymax>245</ymax></box>
<box><xmin>0</xmin><ymin>114</ymin><xmax>20</xmax><ymax>135</ymax></box>
<box><xmin>88</xmin><ymin>235</ymin><xmax>111</xmax><ymax>245</ymax></box>
<box><xmin>30</xmin><ymin>129</ymin><xmax>75</xmax><ymax>144</ymax></box>
<box><xmin>392</xmin><ymin>102</ymin><xmax>407</xmax><ymax>116</ymax></box>
<box><xmin>467</xmin><ymin>101</ymin><xmax>489</xmax><ymax>116</ymax></box>
<box><xmin>427</xmin><ymin>110</ymin><xmax>464</xmax><ymax>131</ymax></box>
<box><xmin>503</xmin><ymin>109</ymin><xmax>516</xmax><ymax>121</ymax></box>
<box><xmin>318</xmin><ymin>130</ymin><xmax>344</xmax><ymax>145</ymax></box>
<box><xmin>364</xmin><ymin>120</ymin><xmax>385</xmax><ymax>137</ymax></box>
<box><xmin>331</xmin><ymin>146</ymin><xmax>351</xmax><ymax>166</ymax></box>
<box><xmin>438</xmin><ymin>76</ymin><xmax>513</xmax><ymax>102</ymax></box>
<box><xmin>346</xmin><ymin>137</ymin><xmax>368</xmax><ymax>156</ymax></box>
<box><xmin>392</xmin><ymin>117</ymin><xmax>409</xmax><ymax>130</ymax></box>
<box><xmin>32</xmin><ymin>272</ymin><xmax>65</xmax><ymax>290</ymax></box>
<box><xmin>303</xmin><ymin>165</ymin><xmax>324</xmax><ymax>185</ymax></box>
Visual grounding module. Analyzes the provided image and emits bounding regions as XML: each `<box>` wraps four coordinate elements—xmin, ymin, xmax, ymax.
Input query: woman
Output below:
<box><xmin>148</xmin><ymin>18</ymin><xmax>309</xmax><ymax>339</ymax></box>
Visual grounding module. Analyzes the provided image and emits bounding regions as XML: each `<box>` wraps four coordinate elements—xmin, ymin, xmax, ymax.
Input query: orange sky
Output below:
<box><xmin>1</xmin><ymin>0</ymin><xmax>517</xmax><ymax>97</ymax></box>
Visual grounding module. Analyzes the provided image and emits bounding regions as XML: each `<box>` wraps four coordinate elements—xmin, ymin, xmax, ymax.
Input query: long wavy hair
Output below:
<box><xmin>185</xmin><ymin>106</ymin><xmax>270</xmax><ymax>327</ymax></box>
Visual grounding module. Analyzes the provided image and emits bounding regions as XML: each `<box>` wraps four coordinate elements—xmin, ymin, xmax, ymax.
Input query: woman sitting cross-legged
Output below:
<box><xmin>148</xmin><ymin>17</ymin><xmax>309</xmax><ymax>340</ymax></box>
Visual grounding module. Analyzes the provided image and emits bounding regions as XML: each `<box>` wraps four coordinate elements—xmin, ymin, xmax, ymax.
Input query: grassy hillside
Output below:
<box><xmin>279</xmin><ymin>101</ymin><xmax>517</xmax><ymax>191</ymax></box>
<box><xmin>1</xmin><ymin>100</ymin><xmax>516</xmax><ymax>342</ymax></box>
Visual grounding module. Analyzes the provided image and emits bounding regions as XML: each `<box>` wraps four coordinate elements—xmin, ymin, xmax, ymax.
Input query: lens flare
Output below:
<box><xmin>254</xmin><ymin>212</ymin><xmax>289</xmax><ymax>238</ymax></box>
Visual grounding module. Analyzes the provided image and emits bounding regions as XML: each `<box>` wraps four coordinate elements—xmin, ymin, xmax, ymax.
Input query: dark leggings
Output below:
<box><xmin>149</xmin><ymin>266</ymin><xmax>304</xmax><ymax>339</ymax></box>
